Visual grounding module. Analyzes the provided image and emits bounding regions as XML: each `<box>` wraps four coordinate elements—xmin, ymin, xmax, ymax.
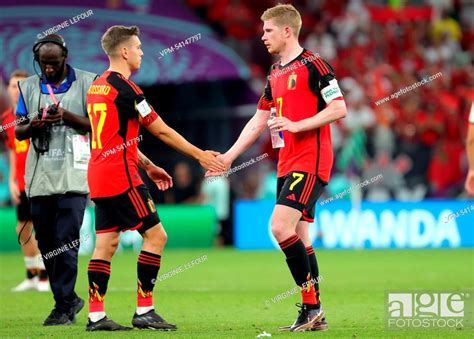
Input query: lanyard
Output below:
<box><xmin>41</xmin><ymin>83</ymin><xmax>60</xmax><ymax>119</ymax></box>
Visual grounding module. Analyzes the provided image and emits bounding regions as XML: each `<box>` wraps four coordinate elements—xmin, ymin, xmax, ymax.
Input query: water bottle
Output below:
<box><xmin>270</xmin><ymin>107</ymin><xmax>285</xmax><ymax>148</ymax></box>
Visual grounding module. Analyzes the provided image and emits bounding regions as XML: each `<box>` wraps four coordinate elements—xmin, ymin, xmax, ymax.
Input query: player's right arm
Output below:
<box><xmin>8</xmin><ymin>149</ymin><xmax>20</xmax><ymax>205</ymax></box>
<box><xmin>216</xmin><ymin>68</ymin><xmax>274</xmax><ymax>168</ymax></box>
<box><xmin>224</xmin><ymin>108</ymin><xmax>270</xmax><ymax>165</ymax></box>
<box><xmin>144</xmin><ymin>115</ymin><xmax>226</xmax><ymax>172</ymax></box>
<box><xmin>4</xmin><ymin>118</ymin><xmax>20</xmax><ymax>205</ymax></box>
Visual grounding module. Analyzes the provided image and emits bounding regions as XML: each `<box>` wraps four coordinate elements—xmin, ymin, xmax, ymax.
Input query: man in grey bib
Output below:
<box><xmin>15</xmin><ymin>34</ymin><xmax>97</xmax><ymax>326</ymax></box>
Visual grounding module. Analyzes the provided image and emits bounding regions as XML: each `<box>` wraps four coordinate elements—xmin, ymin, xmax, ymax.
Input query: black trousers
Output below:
<box><xmin>30</xmin><ymin>193</ymin><xmax>87</xmax><ymax>313</ymax></box>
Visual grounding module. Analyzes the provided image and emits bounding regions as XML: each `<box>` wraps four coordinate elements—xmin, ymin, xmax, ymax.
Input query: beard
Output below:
<box><xmin>43</xmin><ymin>60</ymin><xmax>66</xmax><ymax>84</ymax></box>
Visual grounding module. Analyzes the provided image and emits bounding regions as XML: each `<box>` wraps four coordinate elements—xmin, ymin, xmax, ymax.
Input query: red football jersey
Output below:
<box><xmin>257</xmin><ymin>49</ymin><xmax>343</xmax><ymax>182</ymax></box>
<box><xmin>1</xmin><ymin>108</ymin><xmax>29</xmax><ymax>192</ymax></box>
<box><xmin>87</xmin><ymin>71</ymin><xmax>158</xmax><ymax>198</ymax></box>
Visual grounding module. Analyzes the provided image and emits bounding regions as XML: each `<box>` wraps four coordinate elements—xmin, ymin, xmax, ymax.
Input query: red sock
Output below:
<box><xmin>88</xmin><ymin>260</ymin><xmax>111</xmax><ymax>313</ymax></box>
<box><xmin>301</xmin><ymin>273</ymin><xmax>317</xmax><ymax>305</ymax></box>
<box><xmin>137</xmin><ymin>251</ymin><xmax>161</xmax><ymax>307</ymax></box>
<box><xmin>305</xmin><ymin>245</ymin><xmax>321</xmax><ymax>304</ymax></box>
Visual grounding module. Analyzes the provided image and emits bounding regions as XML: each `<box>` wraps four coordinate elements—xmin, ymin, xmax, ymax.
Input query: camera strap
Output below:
<box><xmin>41</xmin><ymin>84</ymin><xmax>60</xmax><ymax>119</ymax></box>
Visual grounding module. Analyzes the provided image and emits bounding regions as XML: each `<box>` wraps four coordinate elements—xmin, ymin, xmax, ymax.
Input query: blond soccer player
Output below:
<box><xmin>207</xmin><ymin>4</ymin><xmax>346</xmax><ymax>332</ymax></box>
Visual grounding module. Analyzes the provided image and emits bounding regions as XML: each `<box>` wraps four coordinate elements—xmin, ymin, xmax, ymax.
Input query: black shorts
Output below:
<box><xmin>17</xmin><ymin>191</ymin><xmax>31</xmax><ymax>222</ymax></box>
<box><xmin>276</xmin><ymin>171</ymin><xmax>327</xmax><ymax>222</ymax></box>
<box><xmin>93</xmin><ymin>185</ymin><xmax>160</xmax><ymax>234</ymax></box>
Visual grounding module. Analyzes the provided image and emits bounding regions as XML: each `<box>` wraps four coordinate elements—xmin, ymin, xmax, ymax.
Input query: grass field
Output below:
<box><xmin>0</xmin><ymin>248</ymin><xmax>473</xmax><ymax>338</ymax></box>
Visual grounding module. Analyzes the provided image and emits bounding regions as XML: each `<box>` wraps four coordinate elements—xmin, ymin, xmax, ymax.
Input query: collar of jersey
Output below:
<box><xmin>278</xmin><ymin>48</ymin><xmax>307</xmax><ymax>70</ymax></box>
<box><xmin>40</xmin><ymin>64</ymin><xmax>76</xmax><ymax>94</ymax></box>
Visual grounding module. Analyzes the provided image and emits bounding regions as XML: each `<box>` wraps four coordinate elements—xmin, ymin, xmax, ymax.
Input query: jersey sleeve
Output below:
<box><xmin>108</xmin><ymin>74</ymin><xmax>159</xmax><ymax>126</ymax></box>
<box><xmin>1</xmin><ymin>111</ymin><xmax>16</xmax><ymax>150</ymax></box>
<box><xmin>16</xmin><ymin>93</ymin><xmax>28</xmax><ymax>117</ymax></box>
<box><xmin>307</xmin><ymin>56</ymin><xmax>343</xmax><ymax>104</ymax></box>
<box><xmin>257</xmin><ymin>67</ymin><xmax>274</xmax><ymax>111</ymax></box>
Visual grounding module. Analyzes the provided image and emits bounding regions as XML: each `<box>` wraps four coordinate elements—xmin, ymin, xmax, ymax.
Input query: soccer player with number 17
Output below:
<box><xmin>206</xmin><ymin>4</ymin><xmax>347</xmax><ymax>332</ymax></box>
<box><xmin>85</xmin><ymin>25</ymin><xmax>225</xmax><ymax>331</ymax></box>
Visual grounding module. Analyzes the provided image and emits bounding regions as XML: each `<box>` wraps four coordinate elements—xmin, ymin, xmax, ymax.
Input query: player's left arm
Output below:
<box><xmin>137</xmin><ymin>150</ymin><xmax>173</xmax><ymax>191</ymax></box>
<box><xmin>268</xmin><ymin>59</ymin><xmax>347</xmax><ymax>133</ymax></box>
<box><xmin>268</xmin><ymin>99</ymin><xmax>346</xmax><ymax>133</ymax></box>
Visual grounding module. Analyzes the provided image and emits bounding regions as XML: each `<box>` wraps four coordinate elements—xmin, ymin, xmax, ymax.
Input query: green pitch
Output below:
<box><xmin>0</xmin><ymin>248</ymin><xmax>473</xmax><ymax>338</ymax></box>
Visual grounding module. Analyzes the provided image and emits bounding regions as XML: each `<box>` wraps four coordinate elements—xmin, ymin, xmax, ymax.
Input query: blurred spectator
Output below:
<box><xmin>342</xmin><ymin>95</ymin><xmax>376</xmax><ymax>131</ymax></box>
<box><xmin>165</xmin><ymin>161</ymin><xmax>201</xmax><ymax>203</ymax></box>
<box><xmin>431</xmin><ymin>9</ymin><xmax>462</xmax><ymax>42</ymax></box>
<box><xmin>304</xmin><ymin>23</ymin><xmax>337</xmax><ymax>61</ymax></box>
<box><xmin>424</xmin><ymin>33</ymin><xmax>460</xmax><ymax>64</ymax></box>
<box><xmin>236</xmin><ymin>170</ymin><xmax>260</xmax><ymax>199</ymax></box>
<box><xmin>201</xmin><ymin>176</ymin><xmax>232</xmax><ymax>245</ymax></box>
<box><xmin>372</xmin><ymin>104</ymin><xmax>396</xmax><ymax>156</ymax></box>
<box><xmin>362</xmin><ymin>151</ymin><xmax>411</xmax><ymax>201</ymax></box>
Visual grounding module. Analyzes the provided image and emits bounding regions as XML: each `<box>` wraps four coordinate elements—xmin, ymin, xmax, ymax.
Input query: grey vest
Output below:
<box><xmin>20</xmin><ymin>68</ymin><xmax>96</xmax><ymax>197</ymax></box>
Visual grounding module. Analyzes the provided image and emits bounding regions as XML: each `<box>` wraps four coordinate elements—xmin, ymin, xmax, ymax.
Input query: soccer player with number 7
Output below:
<box><xmin>85</xmin><ymin>25</ymin><xmax>226</xmax><ymax>331</ymax></box>
<box><xmin>206</xmin><ymin>4</ymin><xmax>347</xmax><ymax>332</ymax></box>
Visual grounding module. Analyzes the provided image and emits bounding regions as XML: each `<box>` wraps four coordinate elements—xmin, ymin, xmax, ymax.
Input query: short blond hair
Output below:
<box><xmin>101</xmin><ymin>25</ymin><xmax>140</xmax><ymax>57</ymax></box>
<box><xmin>261</xmin><ymin>4</ymin><xmax>302</xmax><ymax>37</ymax></box>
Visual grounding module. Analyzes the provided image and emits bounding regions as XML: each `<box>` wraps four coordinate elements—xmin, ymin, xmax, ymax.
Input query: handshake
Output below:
<box><xmin>198</xmin><ymin>150</ymin><xmax>231</xmax><ymax>175</ymax></box>
<box><xmin>144</xmin><ymin>150</ymin><xmax>231</xmax><ymax>192</ymax></box>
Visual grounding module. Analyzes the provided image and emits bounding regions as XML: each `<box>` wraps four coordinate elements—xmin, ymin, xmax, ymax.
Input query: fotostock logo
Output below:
<box><xmin>375</xmin><ymin>72</ymin><xmax>443</xmax><ymax>106</ymax></box>
<box><xmin>386</xmin><ymin>291</ymin><xmax>472</xmax><ymax>330</ymax></box>
<box><xmin>205</xmin><ymin>153</ymin><xmax>268</xmax><ymax>184</ymax></box>
<box><xmin>320</xmin><ymin>174</ymin><xmax>383</xmax><ymax>206</ymax></box>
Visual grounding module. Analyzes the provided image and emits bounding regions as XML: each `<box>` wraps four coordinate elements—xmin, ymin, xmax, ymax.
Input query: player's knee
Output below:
<box><xmin>154</xmin><ymin>229</ymin><xmax>168</xmax><ymax>246</ymax></box>
<box><xmin>271</xmin><ymin>219</ymin><xmax>290</xmax><ymax>241</ymax></box>
<box><xmin>160</xmin><ymin>229</ymin><xmax>168</xmax><ymax>244</ymax></box>
<box><xmin>95</xmin><ymin>237</ymin><xmax>119</xmax><ymax>257</ymax></box>
<box><xmin>143</xmin><ymin>226</ymin><xmax>167</xmax><ymax>247</ymax></box>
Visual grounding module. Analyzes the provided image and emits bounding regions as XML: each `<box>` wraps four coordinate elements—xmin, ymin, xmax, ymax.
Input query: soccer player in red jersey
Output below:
<box><xmin>207</xmin><ymin>4</ymin><xmax>347</xmax><ymax>332</ymax></box>
<box><xmin>465</xmin><ymin>102</ymin><xmax>474</xmax><ymax>196</ymax></box>
<box><xmin>85</xmin><ymin>26</ymin><xmax>225</xmax><ymax>331</ymax></box>
<box><xmin>0</xmin><ymin>70</ymin><xmax>49</xmax><ymax>292</ymax></box>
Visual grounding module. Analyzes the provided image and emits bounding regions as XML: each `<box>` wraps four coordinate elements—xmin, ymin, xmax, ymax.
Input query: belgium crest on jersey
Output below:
<box><xmin>288</xmin><ymin>72</ymin><xmax>297</xmax><ymax>90</ymax></box>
